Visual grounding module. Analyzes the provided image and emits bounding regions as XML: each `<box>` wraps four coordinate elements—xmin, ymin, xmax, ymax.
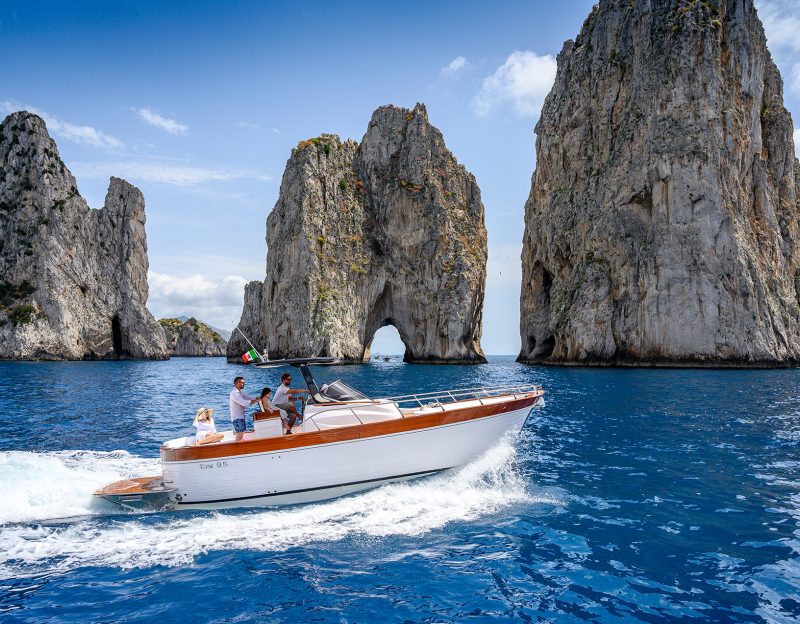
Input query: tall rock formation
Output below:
<box><xmin>0</xmin><ymin>112</ymin><xmax>168</xmax><ymax>360</ymax></box>
<box><xmin>229</xmin><ymin>103</ymin><xmax>487</xmax><ymax>363</ymax></box>
<box><xmin>519</xmin><ymin>0</ymin><xmax>800</xmax><ymax>366</ymax></box>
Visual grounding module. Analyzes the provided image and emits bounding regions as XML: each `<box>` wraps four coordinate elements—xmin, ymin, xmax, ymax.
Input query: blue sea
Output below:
<box><xmin>0</xmin><ymin>357</ymin><xmax>798</xmax><ymax>623</ymax></box>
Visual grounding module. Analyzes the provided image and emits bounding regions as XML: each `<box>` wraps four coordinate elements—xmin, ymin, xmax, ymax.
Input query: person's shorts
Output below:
<box><xmin>232</xmin><ymin>418</ymin><xmax>246</xmax><ymax>433</ymax></box>
<box><xmin>275</xmin><ymin>402</ymin><xmax>294</xmax><ymax>412</ymax></box>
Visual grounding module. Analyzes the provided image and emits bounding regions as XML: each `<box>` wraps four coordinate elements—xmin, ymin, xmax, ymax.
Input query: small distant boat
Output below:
<box><xmin>95</xmin><ymin>358</ymin><xmax>544</xmax><ymax>511</ymax></box>
<box><xmin>383</xmin><ymin>355</ymin><xmax>391</xmax><ymax>362</ymax></box>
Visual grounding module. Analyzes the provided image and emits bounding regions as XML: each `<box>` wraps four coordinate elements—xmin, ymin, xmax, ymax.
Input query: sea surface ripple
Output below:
<box><xmin>0</xmin><ymin>357</ymin><xmax>798</xmax><ymax>623</ymax></box>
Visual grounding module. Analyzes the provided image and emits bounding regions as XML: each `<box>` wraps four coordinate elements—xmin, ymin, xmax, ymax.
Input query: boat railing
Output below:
<box><xmin>300</xmin><ymin>384</ymin><xmax>543</xmax><ymax>427</ymax></box>
<box><xmin>385</xmin><ymin>383</ymin><xmax>543</xmax><ymax>410</ymax></box>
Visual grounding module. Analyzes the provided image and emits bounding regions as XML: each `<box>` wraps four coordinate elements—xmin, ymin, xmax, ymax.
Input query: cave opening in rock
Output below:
<box><xmin>365</xmin><ymin>322</ymin><xmax>406</xmax><ymax>362</ymax></box>
<box><xmin>111</xmin><ymin>314</ymin><xmax>124</xmax><ymax>357</ymax></box>
<box><xmin>526</xmin><ymin>264</ymin><xmax>556</xmax><ymax>360</ymax></box>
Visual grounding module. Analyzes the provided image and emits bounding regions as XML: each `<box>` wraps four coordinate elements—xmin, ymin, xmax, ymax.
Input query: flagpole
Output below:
<box><xmin>235</xmin><ymin>326</ymin><xmax>266</xmax><ymax>362</ymax></box>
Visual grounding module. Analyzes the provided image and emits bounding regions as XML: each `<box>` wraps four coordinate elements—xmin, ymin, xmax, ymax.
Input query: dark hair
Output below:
<box><xmin>281</xmin><ymin>373</ymin><xmax>291</xmax><ymax>381</ymax></box>
<box><xmin>234</xmin><ymin>376</ymin><xmax>244</xmax><ymax>385</ymax></box>
<box><xmin>260</xmin><ymin>387</ymin><xmax>271</xmax><ymax>398</ymax></box>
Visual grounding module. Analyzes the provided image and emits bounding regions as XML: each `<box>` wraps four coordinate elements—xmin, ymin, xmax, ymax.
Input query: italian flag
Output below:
<box><xmin>242</xmin><ymin>348</ymin><xmax>259</xmax><ymax>363</ymax></box>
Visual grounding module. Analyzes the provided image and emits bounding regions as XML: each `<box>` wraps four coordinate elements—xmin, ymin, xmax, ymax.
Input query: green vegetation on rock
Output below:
<box><xmin>0</xmin><ymin>280</ymin><xmax>35</xmax><ymax>308</ymax></box>
<box><xmin>185</xmin><ymin>317</ymin><xmax>225</xmax><ymax>344</ymax></box>
<box><xmin>8</xmin><ymin>304</ymin><xmax>36</xmax><ymax>326</ymax></box>
<box><xmin>159</xmin><ymin>317</ymin><xmax>225</xmax><ymax>345</ymax></box>
<box><xmin>159</xmin><ymin>317</ymin><xmax>183</xmax><ymax>343</ymax></box>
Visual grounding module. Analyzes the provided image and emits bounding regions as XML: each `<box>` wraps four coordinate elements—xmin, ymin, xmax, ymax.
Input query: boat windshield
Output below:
<box><xmin>319</xmin><ymin>380</ymin><xmax>369</xmax><ymax>401</ymax></box>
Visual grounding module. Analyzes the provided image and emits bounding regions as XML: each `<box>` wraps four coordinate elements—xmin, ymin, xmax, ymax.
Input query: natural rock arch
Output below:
<box><xmin>360</xmin><ymin>283</ymin><xmax>413</xmax><ymax>361</ymax></box>
<box><xmin>362</xmin><ymin>321</ymin><xmax>407</xmax><ymax>362</ymax></box>
<box><xmin>229</xmin><ymin>104</ymin><xmax>487</xmax><ymax>364</ymax></box>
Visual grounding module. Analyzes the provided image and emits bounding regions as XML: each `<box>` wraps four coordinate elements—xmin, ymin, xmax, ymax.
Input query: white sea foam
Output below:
<box><xmin>0</xmin><ymin>439</ymin><xmax>563</xmax><ymax>576</ymax></box>
<box><xmin>0</xmin><ymin>450</ymin><xmax>160</xmax><ymax>525</ymax></box>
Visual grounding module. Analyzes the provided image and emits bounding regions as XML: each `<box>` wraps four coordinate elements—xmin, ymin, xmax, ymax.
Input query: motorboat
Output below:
<box><xmin>95</xmin><ymin>358</ymin><xmax>545</xmax><ymax>511</ymax></box>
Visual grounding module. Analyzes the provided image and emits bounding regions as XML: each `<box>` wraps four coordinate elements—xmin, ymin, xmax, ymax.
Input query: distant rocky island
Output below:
<box><xmin>229</xmin><ymin>103</ymin><xmax>487</xmax><ymax>363</ymax></box>
<box><xmin>518</xmin><ymin>0</ymin><xmax>800</xmax><ymax>366</ymax></box>
<box><xmin>160</xmin><ymin>317</ymin><xmax>227</xmax><ymax>357</ymax></box>
<box><xmin>173</xmin><ymin>315</ymin><xmax>231</xmax><ymax>341</ymax></box>
<box><xmin>0</xmin><ymin>112</ymin><xmax>168</xmax><ymax>360</ymax></box>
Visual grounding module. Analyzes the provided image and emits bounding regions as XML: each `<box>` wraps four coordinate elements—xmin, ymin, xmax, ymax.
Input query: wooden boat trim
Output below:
<box><xmin>253</xmin><ymin>410</ymin><xmax>282</xmax><ymax>421</ymax></box>
<box><xmin>161</xmin><ymin>392</ymin><xmax>542</xmax><ymax>463</ymax></box>
<box><xmin>94</xmin><ymin>475</ymin><xmax>165</xmax><ymax>496</ymax></box>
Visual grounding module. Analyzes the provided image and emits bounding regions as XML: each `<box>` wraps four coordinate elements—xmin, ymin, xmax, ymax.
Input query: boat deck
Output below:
<box><xmin>165</xmin><ymin>384</ymin><xmax>543</xmax><ymax>449</ymax></box>
<box><xmin>161</xmin><ymin>385</ymin><xmax>544</xmax><ymax>459</ymax></box>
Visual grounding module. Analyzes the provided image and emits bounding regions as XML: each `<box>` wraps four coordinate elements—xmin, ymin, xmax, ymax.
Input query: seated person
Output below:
<box><xmin>272</xmin><ymin>372</ymin><xmax>307</xmax><ymax>434</ymax></box>
<box><xmin>193</xmin><ymin>407</ymin><xmax>224</xmax><ymax>445</ymax></box>
<box><xmin>258</xmin><ymin>387</ymin><xmax>290</xmax><ymax>433</ymax></box>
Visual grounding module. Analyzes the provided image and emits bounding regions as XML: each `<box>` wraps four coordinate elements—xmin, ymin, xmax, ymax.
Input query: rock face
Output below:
<box><xmin>229</xmin><ymin>103</ymin><xmax>487</xmax><ymax>363</ymax></box>
<box><xmin>519</xmin><ymin>0</ymin><xmax>800</xmax><ymax>366</ymax></box>
<box><xmin>229</xmin><ymin>280</ymin><xmax>265</xmax><ymax>359</ymax></box>
<box><xmin>160</xmin><ymin>317</ymin><xmax>227</xmax><ymax>356</ymax></box>
<box><xmin>0</xmin><ymin>112</ymin><xmax>169</xmax><ymax>360</ymax></box>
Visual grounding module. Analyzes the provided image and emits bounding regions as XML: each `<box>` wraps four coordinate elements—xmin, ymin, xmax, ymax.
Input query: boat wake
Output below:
<box><xmin>0</xmin><ymin>449</ymin><xmax>160</xmax><ymax>524</ymax></box>
<box><xmin>0</xmin><ymin>438</ymin><xmax>563</xmax><ymax>576</ymax></box>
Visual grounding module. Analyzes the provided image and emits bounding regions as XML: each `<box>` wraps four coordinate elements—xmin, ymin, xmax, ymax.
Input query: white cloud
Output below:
<box><xmin>441</xmin><ymin>56</ymin><xmax>469</xmax><ymax>79</ymax></box>
<box><xmin>148</xmin><ymin>271</ymin><xmax>250</xmax><ymax>329</ymax></box>
<box><xmin>757</xmin><ymin>1</ymin><xmax>800</xmax><ymax>97</ymax></box>
<box><xmin>472</xmin><ymin>51</ymin><xmax>557</xmax><ymax>118</ymax></box>
<box><xmin>794</xmin><ymin>128</ymin><xmax>800</xmax><ymax>158</ymax></box>
<box><xmin>1</xmin><ymin>99</ymin><xmax>124</xmax><ymax>150</ymax></box>
<box><xmin>73</xmin><ymin>161</ymin><xmax>271</xmax><ymax>186</ymax></box>
<box><xmin>133</xmin><ymin>107</ymin><xmax>188</xmax><ymax>135</ymax></box>
<box><xmin>238</xmin><ymin>121</ymin><xmax>261</xmax><ymax>130</ymax></box>
<box><xmin>757</xmin><ymin>1</ymin><xmax>800</xmax><ymax>53</ymax></box>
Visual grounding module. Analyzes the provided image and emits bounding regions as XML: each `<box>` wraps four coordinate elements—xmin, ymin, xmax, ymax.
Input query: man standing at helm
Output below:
<box><xmin>230</xmin><ymin>376</ymin><xmax>258</xmax><ymax>442</ymax></box>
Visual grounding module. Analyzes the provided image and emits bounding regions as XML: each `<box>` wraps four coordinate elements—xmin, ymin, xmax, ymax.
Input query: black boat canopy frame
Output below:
<box><xmin>251</xmin><ymin>357</ymin><xmax>341</xmax><ymax>369</ymax></box>
<box><xmin>251</xmin><ymin>357</ymin><xmax>343</xmax><ymax>402</ymax></box>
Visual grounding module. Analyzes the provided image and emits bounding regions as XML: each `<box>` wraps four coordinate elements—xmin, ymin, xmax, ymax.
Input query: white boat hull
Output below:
<box><xmin>164</xmin><ymin>404</ymin><xmax>532</xmax><ymax>509</ymax></box>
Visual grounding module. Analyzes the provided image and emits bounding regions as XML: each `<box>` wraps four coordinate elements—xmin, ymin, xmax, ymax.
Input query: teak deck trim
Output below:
<box><xmin>161</xmin><ymin>392</ymin><xmax>541</xmax><ymax>463</ymax></box>
<box><xmin>94</xmin><ymin>476</ymin><xmax>165</xmax><ymax>496</ymax></box>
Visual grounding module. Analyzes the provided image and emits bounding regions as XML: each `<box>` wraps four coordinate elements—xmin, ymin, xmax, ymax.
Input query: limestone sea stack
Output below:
<box><xmin>519</xmin><ymin>0</ymin><xmax>800</xmax><ymax>366</ymax></box>
<box><xmin>160</xmin><ymin>317</ymin><xmax>227</xmax><ymax>356</ymax></box>
<box><xmin>229</xmin><ymin>103</ymin><xmax>487</xmax><ymax>363</ymax></box>
<box><xmin>0</xmin><ymin>112</ymin><xmax>168</xmax><ymax>360</ymax></box>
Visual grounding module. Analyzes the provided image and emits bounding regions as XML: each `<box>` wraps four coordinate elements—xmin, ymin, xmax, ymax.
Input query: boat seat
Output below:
<box><xmin>164</xmin><ymin>435</ymin><xmax>196</xmax><ymax>449</ymax></box>
<box><xmin>253</xmin><ymin>410</ymin><xmax>285</xmax><ymax>438</ymax></box>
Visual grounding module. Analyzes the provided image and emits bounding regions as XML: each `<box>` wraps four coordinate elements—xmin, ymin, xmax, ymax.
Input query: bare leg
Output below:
<box><xmin>285</xmin><ymin>405</ymin><xmax>301</xmax><ymax>434</ymax></box>
<box><xmin>285</xmin><ymin>414</ymin><xmax>296</xmax><ymax>433</ymax></box>
<box><xmin>195</xmin><ymin>433</ymin><xmax>224</xmax><ymax>445</ymax></box>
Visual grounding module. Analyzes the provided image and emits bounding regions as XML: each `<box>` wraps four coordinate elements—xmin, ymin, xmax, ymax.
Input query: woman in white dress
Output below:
<box><xmin>193</xmin><ymin>407</ymin><xmax>224</xmax><ymax>445</ymax></box>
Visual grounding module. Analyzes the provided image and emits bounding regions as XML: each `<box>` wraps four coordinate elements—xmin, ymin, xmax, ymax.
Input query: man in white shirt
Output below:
<box><xmin>273</xmin><ymin>372</ymin><xmax>308</xmax><ymax>434</ymax></box>
<box><xmin>230</xmin><ymin>376</ymin><xmax>258</xmax><ymax>442</ymax></box>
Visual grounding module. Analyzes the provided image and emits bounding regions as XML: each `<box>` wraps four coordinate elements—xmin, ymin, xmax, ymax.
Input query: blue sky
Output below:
<box><xmin>2</xmin><ymin>0</ymin><xmax>799</xmax><ymax>355</ymax></box>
